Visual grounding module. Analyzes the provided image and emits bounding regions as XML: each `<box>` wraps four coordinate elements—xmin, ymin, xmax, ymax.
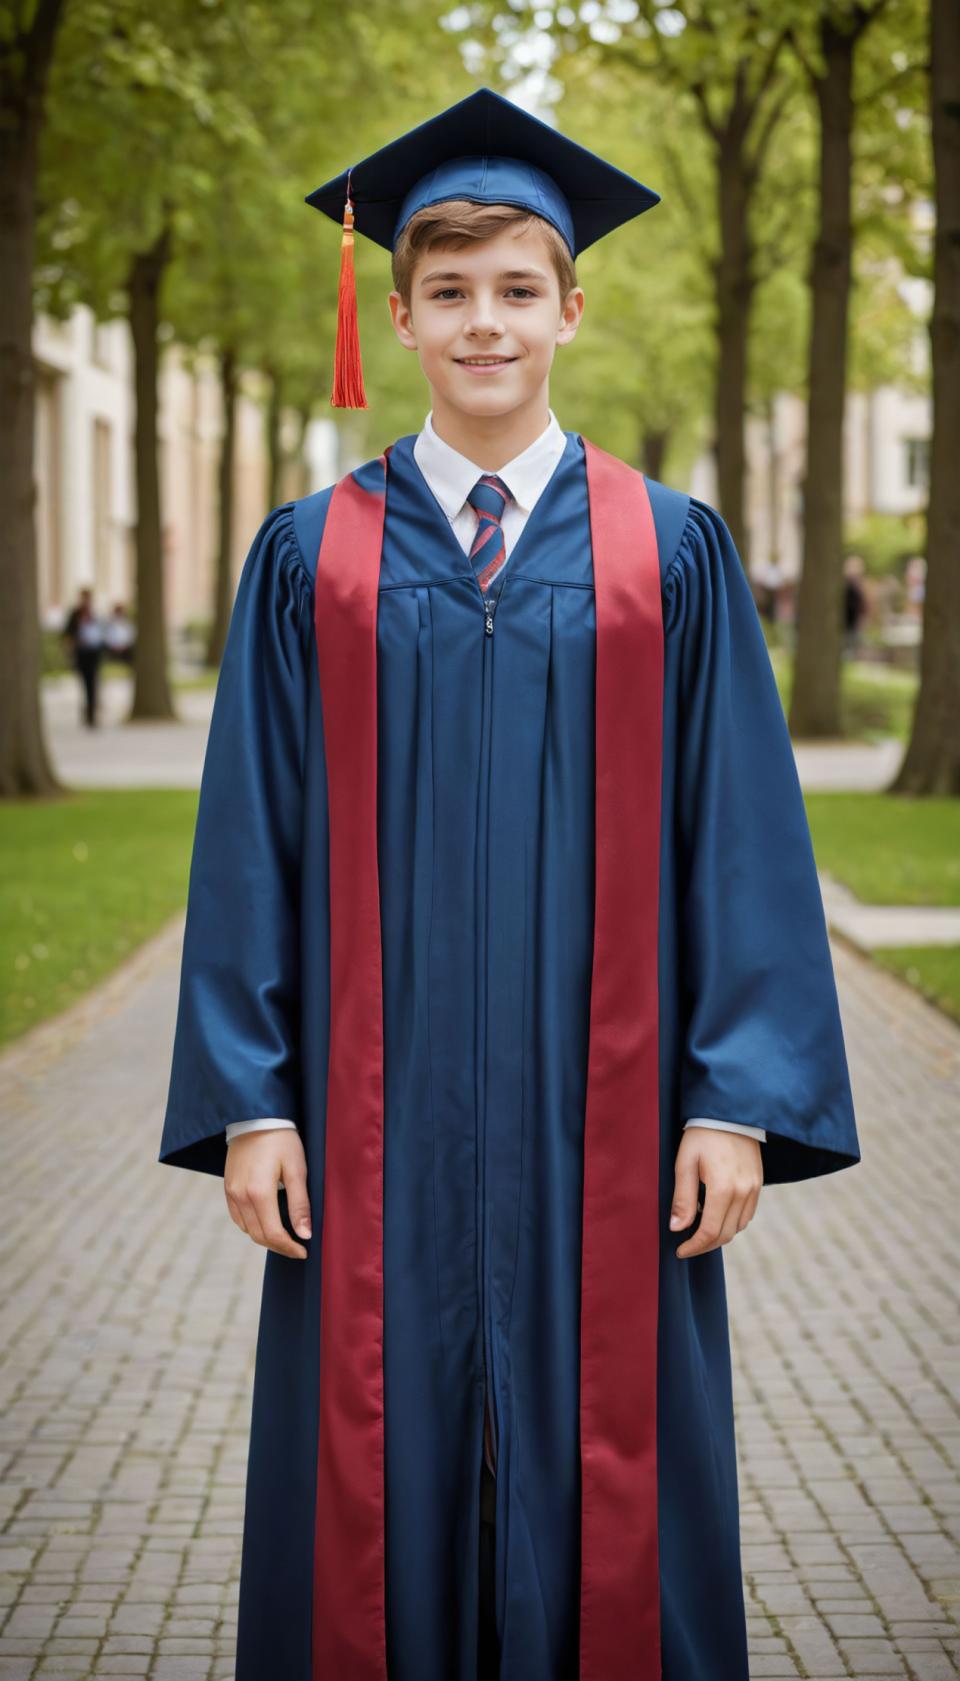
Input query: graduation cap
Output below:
<box><xmin>305</xmin><ymin>86</ymin><xmax>661</xmax><ymax>409</ymax></box>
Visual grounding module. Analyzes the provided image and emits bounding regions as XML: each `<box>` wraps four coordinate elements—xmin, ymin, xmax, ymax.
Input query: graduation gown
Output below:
<box><xmin>159</xmin><ymin>428</ymin><xmax>860</xmax><ymax>1681</ymax></box>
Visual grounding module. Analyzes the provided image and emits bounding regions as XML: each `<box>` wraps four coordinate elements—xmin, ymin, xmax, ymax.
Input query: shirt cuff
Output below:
<box><xmin>225</xmin><ymin>1118</ymin><xmax>299</xmax><ymax>1143</ymax></box>
<box><xmin>683</xmin><ymin>1117</ymin><xmax>767</xmax><ymax>1143</ymax></box>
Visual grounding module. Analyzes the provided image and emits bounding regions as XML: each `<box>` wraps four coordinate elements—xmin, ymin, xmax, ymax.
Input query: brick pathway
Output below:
<box><xmin>0</xmin><ymin>918</ymin><xmax>256</xmax><ymax>1680</ymax></box>
<box><xmin>732</xmin><ymin>943</ymin><xmax>960</xmax><ymax>1680</ymax></box>
<box><xmin>1</xmin><ymin>922</ymin><xmax>957</xmax><ymax>1679</ymax></box>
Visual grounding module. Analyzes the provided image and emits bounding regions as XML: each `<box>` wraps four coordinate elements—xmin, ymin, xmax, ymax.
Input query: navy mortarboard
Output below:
<box><xmin>305</xmin><ymin>85</ymin><xmax>661</xmax><ymax>408</ymax></box>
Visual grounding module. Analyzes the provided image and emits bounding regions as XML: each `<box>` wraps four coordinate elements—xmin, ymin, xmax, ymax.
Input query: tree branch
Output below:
<box><xmin>744</xmin><ymin>80</ymin><xmax>796</xmax><ymax>186</ymax></box>
<box><xmin>784</xmin><ymin>24</ymin><xmax>821</xmax><ymax>92</ymax></box>
<box><xmin>655</xmin><ymin>129</ymin><xmax>719</xmax><ymax>268</ymax></box>
<box><xmin>745</xmin><ymin>26</ymin><xmax>790</xmax><ymax>122</ymax></box>
<box><xmin>858</xmin><ymin>0</ymin><xmax>893</xmax><ymax>27</ymax></box>
<box><xmin>752</xmin><ymin>205</ymin><xmax>808</xmax><ymax>286</ymax></box>
<box><xmin>26</xmin><ymin>0</ymin><xmax>66</xmax><ymax>74</ymax></box>
<box><xmin>688</xmin><ymin>76</ymin><xmax>724</xmax><ymax>144</ymax></box>
<box><xmin>855</xmin><ymin>58</ymin><xmax>929</xmax><ymax>110</ymax></box>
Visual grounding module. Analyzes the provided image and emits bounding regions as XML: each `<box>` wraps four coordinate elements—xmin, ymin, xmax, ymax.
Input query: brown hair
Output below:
<box><xmin>392</xmin><ymin>200</ymin><xmax>577</xmax><ymax>309</ymax></box>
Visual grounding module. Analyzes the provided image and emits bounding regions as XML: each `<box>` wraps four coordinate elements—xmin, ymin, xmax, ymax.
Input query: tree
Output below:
<box><xmin>0</xmin><ymin>0</ymin><xmax>68</xmax><ymax>798</ymax></box>
<box><xmin>787</xmin><ymin>0</ymin><xmax>921</xmax><ymax>740</ymax></box>
<box><xmin>161</xmin><ymin>0</ymin><xmax>470</xmax><ymax>656</ymax></box>
<box><xmin>465</xmin><ymin>0</ymin><xmax>804</xmax><ymax>559</ymax></box>
<box><xmin>39</xmin><ymin>0</ymin><xmax>271</xmax><ymax>721</ymax></box>
<box><xmin>547</xmin><ymin>67</ymin><xmax>714</xmax><ymax>481</ymax></box>
<box><xmin>891</xmin><ymin>0</ymin><xmax>960</xmax><ymax>794</ymax></box>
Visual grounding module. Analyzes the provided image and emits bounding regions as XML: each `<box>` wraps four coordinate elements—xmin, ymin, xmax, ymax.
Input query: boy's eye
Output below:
<box><xmin>430</xmin><ymin>287</ymin><xmax>538</xmax><ymax>300</ymax></box>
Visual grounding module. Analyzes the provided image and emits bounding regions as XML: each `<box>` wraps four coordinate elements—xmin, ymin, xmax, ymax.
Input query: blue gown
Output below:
<box><xmin>159</xmin><ymin>429</ymin><xmax>860</xmax><ymax>1681</ymax></box>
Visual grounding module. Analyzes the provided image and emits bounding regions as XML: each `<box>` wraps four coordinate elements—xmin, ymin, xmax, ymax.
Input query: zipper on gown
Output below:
<box><xmin>478</xmin><ymin>574</ymin><xmax>502</xmax><ymax>1522</ymax></box>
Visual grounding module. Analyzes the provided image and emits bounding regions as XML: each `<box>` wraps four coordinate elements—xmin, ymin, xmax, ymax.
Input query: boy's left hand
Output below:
<box><xmin>670</xmin><ymin>1129</ymin><xmax>763</xmax><ymax>1258</ymax></box>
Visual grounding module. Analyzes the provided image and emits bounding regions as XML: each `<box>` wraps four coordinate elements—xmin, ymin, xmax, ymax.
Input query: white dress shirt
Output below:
<box><xmin>224</xmin><ymin>410</ymin><xmax>765</xmax><ymax>1146</ymax></box>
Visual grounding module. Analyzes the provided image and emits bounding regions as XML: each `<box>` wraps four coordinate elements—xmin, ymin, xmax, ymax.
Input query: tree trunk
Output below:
<box><xmin>789</xmin><ymin>16</ymin><xmax>856</xmax><ymax>740</ymax></box>
<box><xmin>205</xmin><ymin>345</ymin><xmax>237</xmax><ymax>669</ymax></box>
<box><xmin>128</xmin><ymin>225</ymin><xmax>176</xmax><ymax>721</ymax></box>
<box><xmin>0</xmin><ymin>0</ymin><xmax>67</xmax><ymax>799</ymax></box>
<box><xmin>294</xmin><ymin>403</ymin><xmax>313</xmax><ymax>499</ymax></box>
<box><xmin>264</xmin><ymin>360</ymin><xmax>283</xmax><ymax>512</ymax></box>
<box><xmin>641</xmin><ymin>427</ymin><xmax>669</xmax><ymax>481</ymax></box>
<box><xmin>713</xmin><ymin>117</ymin><xmax>755</xmax><ymax>563</ymax></box>
<box><xmin>891</xmin><ymin>0</ymin><xmax>960</xmax><ymax>795</ymax></box>
<box><xmin>764</xmin><ymin>396</ymin><xmax>783</xmax><ymax>571</ymax></box>
<box><xmin>709</xmin><ymin>86</ymin><xmax>756</xmax><ymax>564</ymax></box>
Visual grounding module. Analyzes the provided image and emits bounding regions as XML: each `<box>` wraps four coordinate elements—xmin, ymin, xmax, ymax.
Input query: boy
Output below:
<box><xmin>159</xmin><ymin>87</ymin><xmax>861</xmax><ymax>1681</ymax></box>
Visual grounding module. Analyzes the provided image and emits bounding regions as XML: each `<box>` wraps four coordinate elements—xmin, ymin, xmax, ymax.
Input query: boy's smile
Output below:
<box><xmin>389</xmin><ymin>219</ymin><xmax>584</xmax><ymax>465</ymax></box>
<box><xmin>455</xmin><ymin>354</ymin><xmax>519</xmax><ymax>372</ymax></box>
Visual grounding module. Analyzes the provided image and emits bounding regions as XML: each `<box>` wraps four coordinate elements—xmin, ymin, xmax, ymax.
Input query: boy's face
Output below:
<box><xmin>389</xmin><ymin>219</ymin><xmax>584</xmax><ymax>426</ymax></box>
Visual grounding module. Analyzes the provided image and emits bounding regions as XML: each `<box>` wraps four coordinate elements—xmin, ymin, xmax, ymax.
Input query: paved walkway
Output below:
<box><xmin>821</xmin><ymin>876</ymin><xmax>960</xmax><ymax>950</ymax></box>
<box><xmin>793</xmin><ymin>738</ymin><xmax>905</xmax><ymax>793</ymax></box>
<box><xmin>0</xmin><ymin>915</ymin><xmax>958</xmax><ymax>1678</ymax></box>
<box><xmin>42</xmin><ymin>677</ymin><xmax>213</xmax><ymax>791</ymax></box>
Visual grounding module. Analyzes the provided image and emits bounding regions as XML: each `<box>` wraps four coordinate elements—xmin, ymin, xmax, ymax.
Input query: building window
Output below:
<box><xmin>904</xmin><ymin>436</ymin><xmax>930</xmax><ymax>489</ymax></box>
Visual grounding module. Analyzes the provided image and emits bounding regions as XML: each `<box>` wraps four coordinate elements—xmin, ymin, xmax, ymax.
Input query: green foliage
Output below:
<box><xmin>37</xmin><ymin>0</ymin><xmax>472</xmax><ymax>475</ymax></box>
<box><xmin>544</xmin><ymin>64</ymin><xmax>713</xmax><ymax>475</ymax></box>
<box><xmin>460</xmin><ymin>0</ymin><xmax>932</xmax><ymax>463</ymax></box>
<box><xmin>844</xmin><ymin>508</ymin><xmax>926</xmax><ymax>577</ymax></box>
<box><xmin>34</xmin><ymin>0</ymin><xmax>935</xmax><ymax>492</ymax></box>
<box><xmin>37</xmin><ymin>0</ymin><xmax>259</xmax><ymax>319</ymax></box>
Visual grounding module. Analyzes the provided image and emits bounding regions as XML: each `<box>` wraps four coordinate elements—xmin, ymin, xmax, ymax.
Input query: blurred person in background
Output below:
<box><xmin>904</xmin><ymin>553</ymin><xmax>926</xmax><ymax>619</ymax></box>
<box><xmin>754</xmin><ymin>557</ymin><xmax>785</xmax><ymax>624</ymax></box>
<box><xmin>104</xmin><ymin>600</ymin><xmax>136</xmax><ymax>666</ymax></box>
<box><xmin>61</xmin><ymin>585</ymin><xmax>104</xmax><ymax>727</ymax></box>
<box><xmin>843</xmin><ymin>553</ymin><xmax>867</xmax><ymax>658</ymax></box>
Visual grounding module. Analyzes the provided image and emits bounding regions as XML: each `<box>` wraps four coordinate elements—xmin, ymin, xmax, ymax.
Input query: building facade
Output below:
<box><xmin>33</xmin><ymin>305</ymin><xmax>339</xmax><ymax>633</ymax></box>
<box><xmin>689</xmin><ymin>272</ymin><xmax>933</xmax><ymax>583</ymax></box>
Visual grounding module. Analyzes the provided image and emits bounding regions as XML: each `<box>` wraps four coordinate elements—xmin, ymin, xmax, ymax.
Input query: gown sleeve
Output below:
<box><xmin>157</xmin><ymin>504</ymin><xmax>313</xmax><ymax>1178</ymax></box>
<box><xmin>663</xmin><ymin>497</ymin><xmax>861</xmax><ymax>1186</ymax></box>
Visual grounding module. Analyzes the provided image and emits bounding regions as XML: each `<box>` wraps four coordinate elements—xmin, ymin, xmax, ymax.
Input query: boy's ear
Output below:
<box><xmin>557</xmin><ymin>286</ymin><xmax>585</xmax><ymax>346</ymax></box>
<box><xmin>388</xmin><ymin>289</ymin><xmax>418</xmax><ymax>350</ymax></box>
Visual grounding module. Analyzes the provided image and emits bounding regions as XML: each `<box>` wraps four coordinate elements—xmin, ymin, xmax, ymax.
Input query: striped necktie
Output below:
<box><xmin>465</xmin><ymin>473</ymin><xmax>513</xmax><ymax>595</ymax></box>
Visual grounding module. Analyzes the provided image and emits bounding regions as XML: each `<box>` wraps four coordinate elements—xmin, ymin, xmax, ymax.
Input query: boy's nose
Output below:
<box><xmin>464</xmin><ymin>304</ymin><xmax>506</xmax><ymax>330</ymax></box>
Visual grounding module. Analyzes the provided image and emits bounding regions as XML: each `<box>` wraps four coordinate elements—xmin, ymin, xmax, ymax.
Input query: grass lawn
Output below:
<box><xmin>804</xmin><ymin>791</ymin><xmax>960</xmax><ymax>1026</ymax></box>
<box><xmin>803</xmin><ymin>793</ymin><xmax>960</xmax><ymax>906</ymax></box>
<box><xmin>871</xmin><ymin>947</ymin><xmax>960</xmax><ymax>1026</ymax></box>
<box><xmin>1</xmin><ymin>789</ymin><xmax>198</xmax><ymax>1048</ymax></box>
<box><xmin>3</xmin><ymin>784</ymin><xmax>957</xmax><ymax>1049</ymax></box>
<box><xmin>768</xmin><ymin>647</ymin><xmax>917</xmax><ymax>741</ymax></box>
<box><xmin>44</xmin><ymin>664</ymin><xmax>219</xmax><ymax>693</ymax></box>
<box><xmin>173</xmin><ymin>671</ymin><xmax>219</xmax><ymax>691</ymax></box>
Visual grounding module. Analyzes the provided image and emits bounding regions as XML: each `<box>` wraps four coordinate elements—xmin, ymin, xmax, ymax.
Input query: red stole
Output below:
<box><xmin>312</xmin><ymin>437</ymin><xmax>663</xmax><ymax>1681</ymax></box>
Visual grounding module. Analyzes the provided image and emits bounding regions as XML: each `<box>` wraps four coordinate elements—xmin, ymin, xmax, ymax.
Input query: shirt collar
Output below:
<box><xmin>413</xmin><ymin>408</ymin><xmax>567</xmax><ymax>522</ymax></box>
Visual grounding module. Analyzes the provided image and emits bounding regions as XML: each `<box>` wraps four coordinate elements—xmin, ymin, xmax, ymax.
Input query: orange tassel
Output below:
<box><xmin>330</xmin><ymin>193</ymin><xmax>368</xmax><ymax>409</ymax></box>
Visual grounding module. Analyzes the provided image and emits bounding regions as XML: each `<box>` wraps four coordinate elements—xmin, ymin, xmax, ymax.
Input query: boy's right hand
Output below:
<box><xmin>224</xmin><ymin>1130</ymin><xmax>313</xmax><ymax>1260</ymax></box>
